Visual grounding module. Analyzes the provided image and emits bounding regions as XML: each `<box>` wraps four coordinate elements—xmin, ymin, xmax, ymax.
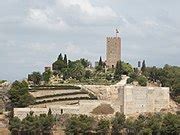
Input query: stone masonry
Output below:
<box><xmin>122</xmin><ymin>86</ymin><xmax>170</xmax><ymax>115</ymax></box>
<box><xmin>14</xmin><ymin>77</ymin><xmax>170</xmax><ymax>118</ymax></box>
<box><xmin>106</xmin><ymin>37</ymin><xmax>121</xmax><ymax>68</ymax></box>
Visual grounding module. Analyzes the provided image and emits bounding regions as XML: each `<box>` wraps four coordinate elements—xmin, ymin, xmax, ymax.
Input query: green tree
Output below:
<box><xmin>99</xmin><ymin>56</ymin><xmax>103</xmax><ymax>67</ymax></box>
<box><xmin>65</xmin><ymin>115</ymin><xmax>95</xmax><ymax>134</ymax></box>
<box><xmin>146</xmin><ymin>114</ymin><xmax>162</xmax><ymax>135</ymax></box>
<box><xmin>121</xmin><ymin>62</ymin><xmax>133</xmax><ymax>75</ymax></box>
<box><xmin>96</xmin><ymin>119</ymin><xmax>110</xmax><ymax>135</ymax></box>
<box><xmin>111</xmin><ymin>112</ymin><xmax>125</xmax><ymax>135</ymax></box>
<box><xmin>125</xmin><ymin>118</ymin><xmax>136</xmax><ymax>135</ymax></box>
<box><xmin>52</xmin><ymin>60</ymin><xmax>66</xmax><ymax>72</ymax></box>
<box><xmin>8</xmin><ymin>80</ymin><xmax>35</xmax><ymax>107</ymax></box>
<box><xmin>64</xmin><ymin>54</ymin><xmax>68</xmax><ymax>67</ymax></box>
<box><xmin>85</xmin><ymin>70</ymin><xmax>92</xmax><ymax>79</ymax></box>
<box><xmin>42</xmin><ymin>70</ymin><xmax>52</xmax><ymax>84</ymax></box>
<box><xmin>31</xmin><ymin>72</ymin><xmax>42</xmax><ymax>85</ymax></box>
<box><xmin>127</xmin><ymin>78</ymin><xmax>134</xmax><ymax>84</ymax></box>
<box><xmin>161</xmin><ymin>113</ymin><xmax>180</xmax><ymax>134</ymax></box>
<box><xmin>70</xmin><ymin>62</ymin><xmax>85</xmax><ymax>80</ymax></box>
<box><xmin>80</xmin><ymin>58</ymin><xmax>90</xmax><ymax>68</ymax></box>
<box><xmin>139</xmin><ymin>128</ymin><xmax>152</xmax><ymax>135</ymax></box>
<box><xmin>141</xmin><ymin>60</ymin><xmax>146</xmax><ymax>75</ymax></box>
<box><xmin>114</xmin><ymin>61</ymin><xmax>123</xmax><ymax>81</ymax></box>
<box><xmin>9</xmin><ymin>112</ymin><xmax>55</xmax><ymax>135</ymax></box>
<box><xmin>58</xmin><ymin>53</ymin><xmax>63</xmax><ymax>61</ymax></box>
<box><xmin>9</xmin><ymin>117</ymin><xmax>21</xmax><ymax>135</ymax></box>
<box><xmin>137</xmin><ymin>75</ymin><xmax>148</xmax><ymax>86</ymax></box>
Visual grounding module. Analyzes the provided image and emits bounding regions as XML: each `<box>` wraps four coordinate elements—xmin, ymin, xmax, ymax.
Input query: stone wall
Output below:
<box><xmin>122</xmin><ymin>85</ymin><xmax>169</xmax><ymax>115</ymax></box>
<box><xmin>14</xmin><ymin>106</ymin><xmax>79</xmax><ymax>120</ymax></box>
<box><xmin>14</xmin><ymin>100</ymin><xmax>112</xmax><ymax>120</ymax></box>
<box><xmin>83</xmin><ymin>85</ymin><xmax>120</xmax><ymax>101</ymax></box>
<box><xmin>14</xmin><ymin>83</ymin><xmax>170</xmax><ymax>119</ymax></box>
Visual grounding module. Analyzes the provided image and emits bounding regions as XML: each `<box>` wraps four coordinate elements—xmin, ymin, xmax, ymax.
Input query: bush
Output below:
<box><xmin>137</xmin><ymin>76</ymin><xmax>148</xmax><ymax>86</ymax></box>
<box><xmin>174</xmin><ymin>96</ymin><xmax>180</xmax><ymax>103</ymax></box>
<box><xmin>127</xmin><ymin>78</ymin><xmax>134</xmax><ymax>84</ymax></box>
<box><xmin>34</xmin><ymin>96</ymin><xmax>98</xmax><ymax>105</ymax></box>
<box><xmin>36</xmin><ymin>91</ymin><xmax>88</xmax><ymax>99</ymax></box>
<box><xmin>30</xmin><ymin>85</ymin><xmax>81</xmax><ymax>90</ymax></box>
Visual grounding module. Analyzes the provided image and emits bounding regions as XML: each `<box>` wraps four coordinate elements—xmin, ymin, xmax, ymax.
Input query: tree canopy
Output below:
<box><xmin>8</xmin><ymin>80</ymin><xmax>35</xmax><ymax>108</ymax></box>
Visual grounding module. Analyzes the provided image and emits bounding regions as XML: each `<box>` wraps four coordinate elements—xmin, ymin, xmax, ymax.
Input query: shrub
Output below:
<box><xmin>29</xmin><ymin>85</ymin><xmax>81</xmax><ymax>90</ymax></box>
<box><xmin>36</xmin><ymin>91</ymin><xmax>88</xmax><ymax>99</ymax></box>
<box><xmin>137</xmin><ymin>76</ymin><xmax>148</xmax><ymax>86</ymax></box>
<box><xmin>34</xmin><ymin>96</ymin><xmax>97</xmax><ymax>105</ymax></box>
<box><xmin>127</xmin><ymin>78</ymin><xmax>134</xmax><ymax>84</ymax></box>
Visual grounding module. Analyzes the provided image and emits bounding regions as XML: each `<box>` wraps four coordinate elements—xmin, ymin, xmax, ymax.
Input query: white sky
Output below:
<box><xmin>0</xmin><ymin>0</ymin><xmax>180</xmax><ymax>81</ymax></box>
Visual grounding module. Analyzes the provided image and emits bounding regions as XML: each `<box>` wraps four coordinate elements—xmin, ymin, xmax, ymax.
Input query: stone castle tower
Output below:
<box><xmin>106</xmin><ymin>37</ymin><xmax>121</xmax><ymax>68</ymax></box>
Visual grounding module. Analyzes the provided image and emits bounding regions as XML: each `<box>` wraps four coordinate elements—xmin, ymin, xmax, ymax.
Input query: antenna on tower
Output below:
<box><xmin>116</xmin><ymin>29</ymin><xmax>119</xmax><ymax>37</ymax></box>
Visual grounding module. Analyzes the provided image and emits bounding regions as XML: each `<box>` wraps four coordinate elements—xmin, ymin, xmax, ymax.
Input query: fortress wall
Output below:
<box><xmin>14</xmin><ymin>85</ymin><xmax>170</xmax><ymax>119</ymax></box>
<box><xmin>83</xmin><ymin>85</ymin><xmax>121</xmax><ymax>101</ymax></box>
<box><xmin>123</xmin><ymin>86</ymin><xmax>169</xmax><ymax>115</ymax></box>
<box><xmin>14</xmin><ymin>106</ymin><xmax>79</xmax><ymax>120</ymax></box>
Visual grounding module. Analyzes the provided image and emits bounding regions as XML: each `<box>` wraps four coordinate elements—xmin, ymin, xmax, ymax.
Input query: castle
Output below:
<box><xmin>13</xmin><ymin>33</ymin><xmax>173</xmax><ymax>119</ymax></box>
<box><xmin>106</xmin><ymin>37</ymin><xmax>121</xmax><ymax>68</ymax></box>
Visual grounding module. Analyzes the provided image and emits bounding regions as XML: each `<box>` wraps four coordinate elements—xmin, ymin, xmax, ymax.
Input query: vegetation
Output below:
<box><xmin>28</xmin><ymin>53</ymin><xmax>135</xmax><ymax>86</ymax></box>
<box><xmin>0</xmin><ymin>80</ymin><xmax>6</xmax><ymax>84</ymax></box>
<box><xmin>8</xmin><ymin>111</ymin><xmax>180</xmax><ymax>135</ymax></box>
<box><xmin>8</xmin><ymin>80</ymin><xmax>35</xmax><ymax>108</ymax></box>
<box><xmin>42</xmin><ymin>69</ymin><xmax>52</xmax><ymax>84</ymax></box>
<box><xmin>137</xmin><ymin>75</ymin><xmax>148</xmax><ymax>86</ymax></box>
<box><xmin>65</xmin><ymin>115</ymin><xmax>95</xmax><ymax>134</ymax></box>
<box><xmin>34</xmin><ymin>96</ymin><xmax>97</xmax><ymax>105</ymax></box>
<box><xmin>146</xmin><ymin>65</ymin><xmax>180</xmax><ymax>103</ymax></box>
<box><xmin>64</xmin><ymin>112</ymin><xmax>180</xmax><ymax>135</ymax></box>
<box><xmin>29</xmin><ymin>85</ymin><xmax>81</xmax><ymax>90</ymax></box>
<box><xmin>114</xmin><ymin>61</ymin><xmax>123</xmax><ymax>81</ymax></box>
<box><xmin>27</xmin><ymin>53</ymin><xmax>180</xmax><ymax>103</ymax></box>
<box><xmin>28</xmin><ymin>72</ymin><xmax>42</xmax><ymax>85</ymax></box>
<box><xmin>35</xmin><ymin>91</ymin><xmax>89</xmax><ymax>99</ymax></box>
<box><xmin>9</xmin><ymin>109</ymin><xmax>55</xmax><ymax>135</ymax></box>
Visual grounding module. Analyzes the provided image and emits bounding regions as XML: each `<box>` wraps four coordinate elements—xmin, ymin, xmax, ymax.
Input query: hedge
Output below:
<box><xmin>33</xmin><ymin>97</ymin><xmax>98</xmax><ymax>105</ymax></box>
<box><xmin>35</xmin><ymin>91</ymin><xmax>89</xmax><ymax>99</ymax></box>
<box><xmin>29</xmin><ymin>85</ymin><xmax>81</xmax><ymax>91</ymax></box>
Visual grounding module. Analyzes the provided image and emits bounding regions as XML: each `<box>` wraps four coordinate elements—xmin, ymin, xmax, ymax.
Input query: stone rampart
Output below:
<box><xmin>123</xmin><ymin>85</ymin><xmax>169</xmax><ymax>115</ymax></box>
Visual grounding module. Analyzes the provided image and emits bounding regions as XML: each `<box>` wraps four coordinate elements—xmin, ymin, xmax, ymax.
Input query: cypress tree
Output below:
<box><xmin>58</xmin><ymin>53</ymin><xmax>63</xmax><ymax>61</ymax></box>
<box><xmin>64</xmin><ymin>54</ymin><xmax>68</xmax><ymax>67</ymax></box>
<box><xmin>48</xmin><ymin>108</ymin><xmax>52</xmax><ymax>116</ymax></box>
<box><xmin>99</xmin><ymin>56</ymin><xmax>103</xmax><ymax>67</ymax></box>
<box><xmin>114</xmin><ymin>61</ymin><xmax>122</xmax><ymax>80</ymax></box>
<box><xmin>141</xmin><ymin>60</ymin><xmax>146</xmax><ymax>74</ymax></box>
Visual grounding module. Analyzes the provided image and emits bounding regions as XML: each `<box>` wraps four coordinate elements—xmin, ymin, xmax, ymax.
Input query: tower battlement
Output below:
<box><xmin>107</xmin><ymin>37</ymin><xmax>121</xmax><ymax>40</ymax></box>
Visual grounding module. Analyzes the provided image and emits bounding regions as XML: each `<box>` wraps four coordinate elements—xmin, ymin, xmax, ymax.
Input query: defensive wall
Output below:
<box><xmin>14</xmin><ymin>84</ymin><xmax>170</xmax><ymax>119</ymax></box>
<box><xmin>122</xmin><ymin>85</ymin><xmax>169</xmax><ymax>115</ymax></box>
